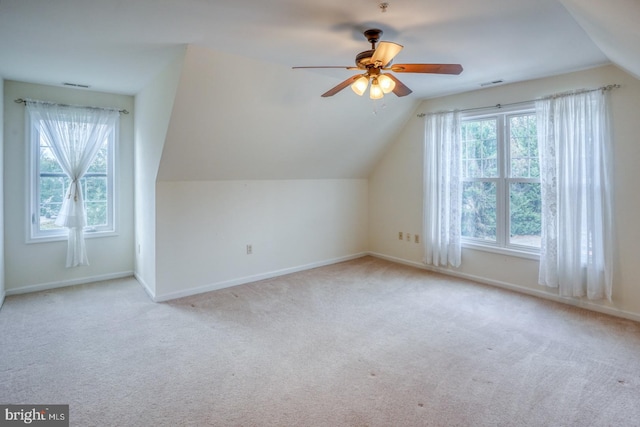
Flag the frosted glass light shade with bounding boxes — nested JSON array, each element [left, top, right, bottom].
[[370, 79, 384, 99], [351, 76, 369, 96], [377, 74, 396, 94]]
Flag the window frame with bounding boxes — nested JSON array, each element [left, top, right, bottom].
[[27, 115, 118, 243], [460, 104, 540, 259]]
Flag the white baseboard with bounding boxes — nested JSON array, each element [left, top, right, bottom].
[[5, 271, 134, 296], [153, 252, 368, 302], [368, 251, 640, 324], [368, 252, 425, 270], [10, 251, 636, 324], [134, 273, 156, 301]]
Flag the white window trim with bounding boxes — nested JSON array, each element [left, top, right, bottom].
[[460, 103, 540, 260], [26, 117, 119, 244]]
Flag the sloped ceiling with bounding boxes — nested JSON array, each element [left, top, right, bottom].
[[158, 45, 416, 180], [559, 0, 640, 80]]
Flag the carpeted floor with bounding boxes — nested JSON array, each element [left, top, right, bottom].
[[1, 256, 639, 426]]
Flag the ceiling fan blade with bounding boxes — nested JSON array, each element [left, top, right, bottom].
[[321, 75, 361, 97], [389, 63, 463, 74], [386, 74, 412, 97], [371, 41, 403, 67], [292, 66, 358, 70]]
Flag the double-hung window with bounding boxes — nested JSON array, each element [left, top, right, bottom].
[[28, 116, 117, 242], [460, 105, 541, 256]]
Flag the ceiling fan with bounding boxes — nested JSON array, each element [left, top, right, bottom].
[[293, 28, 463, 99]]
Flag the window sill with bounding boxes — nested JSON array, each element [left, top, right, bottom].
[[27, 230, 118, 244], [462, 241, 540, 260]]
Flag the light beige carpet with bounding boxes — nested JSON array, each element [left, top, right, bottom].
[[1, 256, 639, 426]]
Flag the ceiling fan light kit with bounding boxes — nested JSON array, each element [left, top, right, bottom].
[[369, 78, 384, 99], [375, 73, 395, 94], [351, 75, 369, 96], [293, 28, 463, 99]]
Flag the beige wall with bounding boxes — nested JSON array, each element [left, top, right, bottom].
[[155, 179, 368, 300], [3, 81, 134, 293], [369, 65, 640, 321]]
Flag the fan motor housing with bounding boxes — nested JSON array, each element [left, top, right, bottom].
[[355, 49, 376, 68]]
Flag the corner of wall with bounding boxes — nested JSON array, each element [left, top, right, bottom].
[[133, 45, 187, 300]]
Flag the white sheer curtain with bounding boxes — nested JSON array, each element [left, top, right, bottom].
[[536, 89, 613, 300], [26, 100, 119, 268], [423, 111, 462, 267]]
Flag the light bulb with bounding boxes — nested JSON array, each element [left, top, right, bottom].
[[351, 75, 369, 96], [377, 74, 396, 94], [369, 78, 384, 99]]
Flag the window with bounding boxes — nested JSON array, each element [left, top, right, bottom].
[[460, 106, 540, 255], [29, 117, 117, 241]]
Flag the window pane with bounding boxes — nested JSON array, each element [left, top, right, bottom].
[[40, 145, 64, 174], [509, 182, 541, 247], [38, 135, 65, 233], [39, 175, 67, 230], [461, 119, 498, 178], [85, 201, 107, 227], [86, 142, 108, 174], [84, 176, 108, 227], [462, 181, 497, 241], [509, 114, 539, 178]]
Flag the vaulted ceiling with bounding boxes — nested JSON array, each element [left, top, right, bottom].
[[2, 0, 631, 96], [1, 0, 638, 180]]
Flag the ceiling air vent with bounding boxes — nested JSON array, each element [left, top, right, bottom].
[[63, 82, 90, 88], [480, 80, 504, 87]]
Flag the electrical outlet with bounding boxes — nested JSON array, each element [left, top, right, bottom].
[[415, 234, 420, 244], [406, 233, 411, 241], [398, 232, 403, 240], [246, 244, 253, 255]]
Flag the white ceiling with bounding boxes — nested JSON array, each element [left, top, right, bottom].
[[1, 0, 632, 99]]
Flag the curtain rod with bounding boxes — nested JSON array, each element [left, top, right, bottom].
[[416, 84, 620, 118], [14, 98, 129, 115]]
